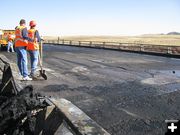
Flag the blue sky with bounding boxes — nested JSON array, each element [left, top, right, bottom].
[[0, 0, 180, 36]]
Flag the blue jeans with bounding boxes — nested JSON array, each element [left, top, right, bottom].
[[28, 50, 39, 75], [15, 47, 28, 77], [7, 41, 14, 52]]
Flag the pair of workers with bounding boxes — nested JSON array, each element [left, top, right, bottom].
[[15, 19, 41, 81]]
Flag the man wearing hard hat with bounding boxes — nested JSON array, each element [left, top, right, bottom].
[[15, 19, 33, 81], [27, 20, 41, 79]]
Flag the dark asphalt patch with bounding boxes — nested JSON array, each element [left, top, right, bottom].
[[38, 80, 180, 135]]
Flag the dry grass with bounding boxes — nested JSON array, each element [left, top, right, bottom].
[[44, 35, 180, 46]]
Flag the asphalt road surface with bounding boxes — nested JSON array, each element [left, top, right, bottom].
[[2, 44, 180, 135]]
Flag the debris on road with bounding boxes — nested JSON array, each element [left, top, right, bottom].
[[0, 55, 110, 135]]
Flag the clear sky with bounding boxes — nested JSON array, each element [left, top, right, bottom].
[[0, 0, 180, 36]]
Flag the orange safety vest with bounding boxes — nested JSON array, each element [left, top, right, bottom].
[[15, 26, 28, 47], [8, 34, 13, 42], [27, 29, 39, 51]]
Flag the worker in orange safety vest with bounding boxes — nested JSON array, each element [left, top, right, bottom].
[[27, 20, 41, 79], [15, 19, 33, 81], [7, 32, 15, 52]]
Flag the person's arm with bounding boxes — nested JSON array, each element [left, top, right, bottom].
[[35, 30, 41, 42], [21, 28, 33, 41]]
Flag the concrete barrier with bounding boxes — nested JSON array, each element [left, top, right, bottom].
[[35, 98, 110, 135], [0, 54, 23, 90]]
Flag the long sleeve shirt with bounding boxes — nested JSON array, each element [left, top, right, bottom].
[[34, 30, 41, 42], [21, 28, 33, 42]]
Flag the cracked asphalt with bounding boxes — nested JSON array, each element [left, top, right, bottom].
[[2, 44, 180, 135]]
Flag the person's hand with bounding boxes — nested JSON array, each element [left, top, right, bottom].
[[24, 40, 28, 44], [34, 38, 38, 43]]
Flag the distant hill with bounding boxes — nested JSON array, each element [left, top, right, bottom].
[[167, 32, 180, 35]]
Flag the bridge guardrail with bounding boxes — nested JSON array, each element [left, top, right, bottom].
[[44, 39, 180, 56]]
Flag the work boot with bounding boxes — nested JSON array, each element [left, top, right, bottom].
[[22, 76, 32, 81]]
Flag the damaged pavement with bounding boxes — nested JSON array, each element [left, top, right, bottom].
[[1, 44, 180, 135], [0, 55, 110, 135]]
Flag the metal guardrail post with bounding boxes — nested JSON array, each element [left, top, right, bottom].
[[140, 45, 144, 52], [103, 42, 105, 48], [167, 47, 172, 54], [90, 41, 92, 47], [58, 37, 60, 44], [118, 44, 121, 49]]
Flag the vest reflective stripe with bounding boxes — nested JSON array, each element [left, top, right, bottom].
[[15, 26, 28, 47], [15, 38, 26, 42], [27, 29, 39, 50], [15, 33, 21, 37]]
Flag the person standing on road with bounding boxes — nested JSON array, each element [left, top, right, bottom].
[[27, 20, 41, 79], [7, 32, 15, 52], [15, 19, 32, 81]]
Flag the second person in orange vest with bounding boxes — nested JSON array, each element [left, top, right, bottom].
[[7, 32, 15, 52], [27, 20, 41, 79]]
